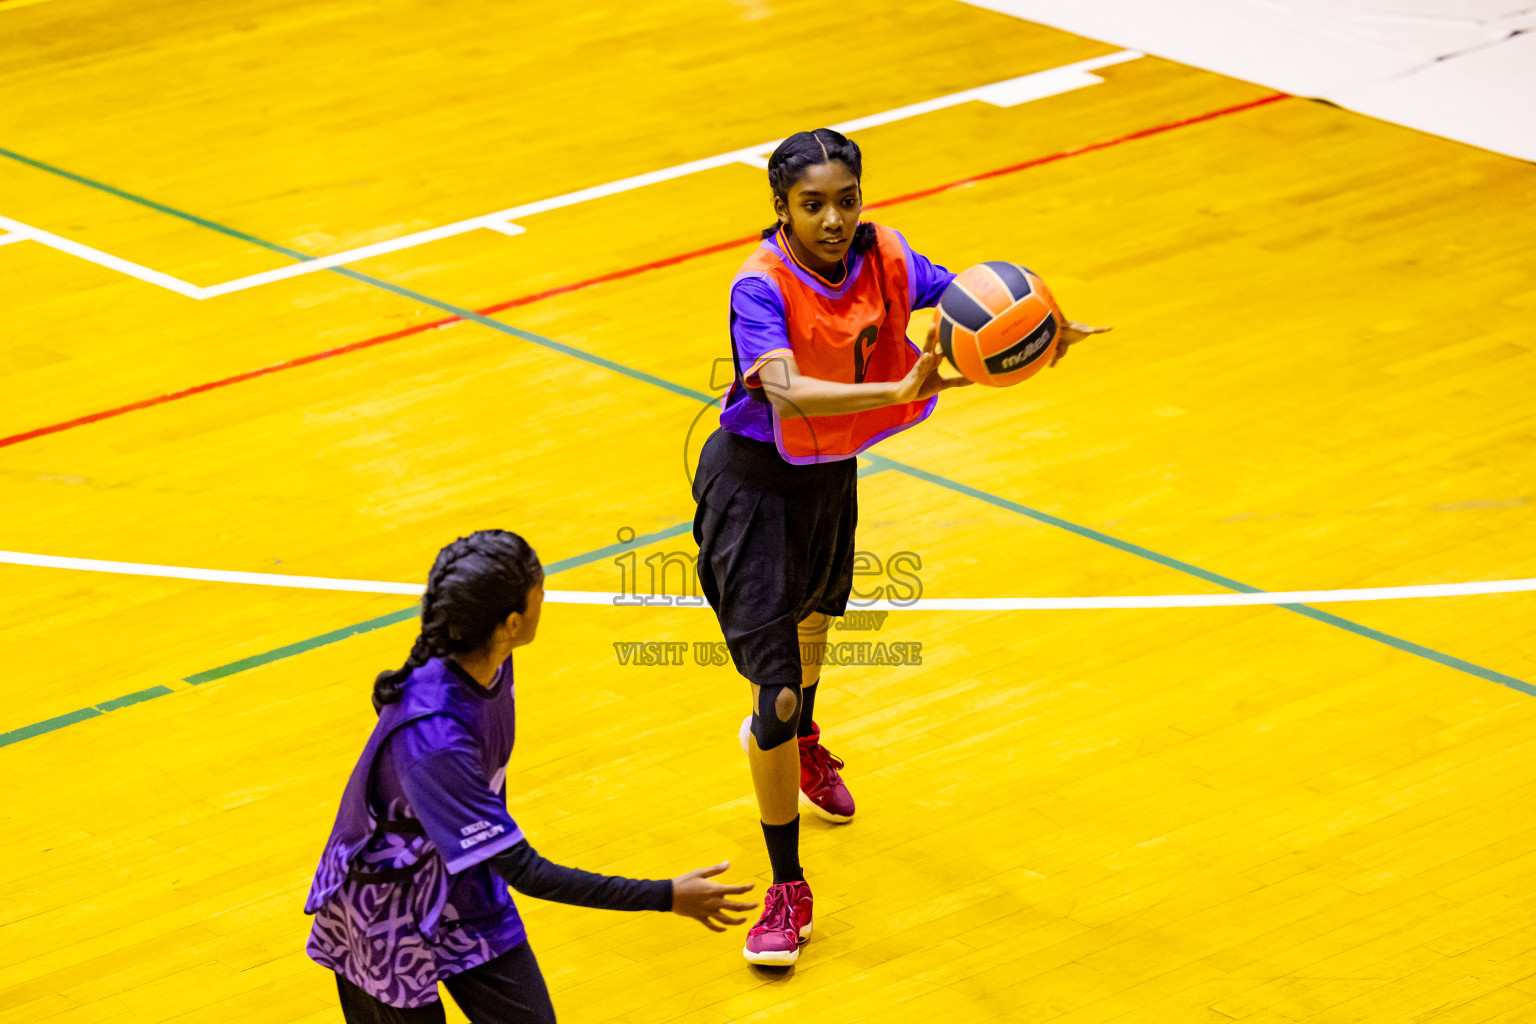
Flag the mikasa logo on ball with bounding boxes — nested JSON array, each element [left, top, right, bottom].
[[986, 314, 1058, 375]]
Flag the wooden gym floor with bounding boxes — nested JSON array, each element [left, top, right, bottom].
[[1, 1, 1534, 1021]]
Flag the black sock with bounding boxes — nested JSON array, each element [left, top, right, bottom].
[[761, 817, 804, 884], [797, 680, 818, 738]]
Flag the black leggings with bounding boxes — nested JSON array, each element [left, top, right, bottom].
[[334, 941, 556, 1024]]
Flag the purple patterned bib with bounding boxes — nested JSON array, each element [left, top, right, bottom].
[[304, 658, 526, 1008]]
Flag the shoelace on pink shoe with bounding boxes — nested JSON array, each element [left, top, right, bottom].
[[754, 884, 795, 933], [801, 742, 845, 791]]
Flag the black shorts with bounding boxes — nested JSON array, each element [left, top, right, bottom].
[[334, 940, 555, 1024], [692, 429, 858, 688]]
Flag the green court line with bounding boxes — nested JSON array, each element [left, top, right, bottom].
[[0, 482, 900, 748], [543, 521, 693, 574], [182, 521, 713, 687], [0, 708, 103, 747], [0, 145, 712, 406], [93, 685, 176, 711], [327, 266, 713, 404], [866, 455, 1260, 592], [0, 146, 1526, 750], [0, 520, 713, 748], [0, 146, 304, 256], [0, 685, 172, 748], [870, 456, 1536, 696], [168, 458, 1532, 699], [183, 606, 420, 686], [1283, 605, 1535, 696]]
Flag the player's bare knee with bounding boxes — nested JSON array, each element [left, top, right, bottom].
[[774, 686, 798, 722], [751, 682, 801, 750]]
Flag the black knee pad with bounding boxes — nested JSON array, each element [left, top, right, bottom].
[[751, 683, 802, 750]]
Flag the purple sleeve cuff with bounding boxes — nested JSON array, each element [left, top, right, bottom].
[[444, 824, 526, 875], [730, 274, 792, 383], [894, 229, 955, 311], [394, 721, 526, 876]]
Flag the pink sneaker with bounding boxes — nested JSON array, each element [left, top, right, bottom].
[[798, 723, 855, 823], [743, 880, 814, 965]]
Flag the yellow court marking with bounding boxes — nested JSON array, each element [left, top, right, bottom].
[[3, 52, 1142, 300], [2, 1, 1535, 1022]]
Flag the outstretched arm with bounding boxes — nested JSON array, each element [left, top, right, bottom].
[[761, 326, 971, 420], [490, 840, 670, 911], [394, 725, 754, 930], [491, 842, 756, 931]]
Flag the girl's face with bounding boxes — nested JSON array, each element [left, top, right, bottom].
[[492, 578, 544, 657], [508, 580, 544, 648], [775, 160, 862, 273]]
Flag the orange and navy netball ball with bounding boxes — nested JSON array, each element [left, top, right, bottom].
[[935, 262, 1062, 387]]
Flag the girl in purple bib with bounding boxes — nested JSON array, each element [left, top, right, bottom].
[[306, 530, 755, 1023]]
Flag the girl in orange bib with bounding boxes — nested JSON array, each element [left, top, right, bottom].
[[694, 127, 963, 967], [692, 128, 1099, 966]]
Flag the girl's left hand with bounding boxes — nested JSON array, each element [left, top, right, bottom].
[[1050, 320, 1112, 367]]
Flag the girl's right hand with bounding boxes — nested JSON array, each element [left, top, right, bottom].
[[896, 321, 974, 403], [671, 862, 757, 931]]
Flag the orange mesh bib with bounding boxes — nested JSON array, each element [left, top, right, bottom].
[[738, 224, 935, 464]]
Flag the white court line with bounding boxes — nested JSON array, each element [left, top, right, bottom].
[[0, 214, 208, 298], [195, 218, 525, 298], [197, 50, 1140, 298], [0, 51, 1141, 300], [0, 550, 423, 594], [3, 549, 1531, 609]]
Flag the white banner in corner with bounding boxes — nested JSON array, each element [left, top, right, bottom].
[[960, 0, 1536, 162]]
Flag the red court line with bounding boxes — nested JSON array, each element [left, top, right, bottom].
[[0, 92, 1289, 451], [0, 319, 460, 449], [866, 91, 1289, 210], [477, 235, 759, 316]]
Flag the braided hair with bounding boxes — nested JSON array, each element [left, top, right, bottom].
[[760, 128, 877, 256], [373, 529, 543, 712]]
